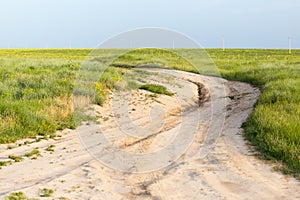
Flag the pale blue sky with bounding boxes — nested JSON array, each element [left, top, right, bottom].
[[0, 0, 299, 48]]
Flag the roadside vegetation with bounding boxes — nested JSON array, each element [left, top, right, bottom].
[[38, 188, 54, 197], [5, 188, 55, 199], [5, 191, 28, 200], [0, 49, 88, 143], [24, 148, 41, 158], [139, 84, 174, 96], [0, 48, 299, 178], [207, 49, 300, 178]]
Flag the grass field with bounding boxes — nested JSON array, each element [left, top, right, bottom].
[[0, 48, 299, 178], [208, 49, 300, 178], [0, 49, 88, 143]]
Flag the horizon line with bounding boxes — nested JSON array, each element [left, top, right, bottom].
[[0, 47, 299, 50]]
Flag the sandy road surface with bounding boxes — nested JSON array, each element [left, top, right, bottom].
[[0, 69, 299, 199]]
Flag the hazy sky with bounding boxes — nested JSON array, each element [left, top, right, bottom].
[[0, 0, 299, 48]]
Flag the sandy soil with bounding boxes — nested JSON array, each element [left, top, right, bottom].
[[0, 69, 299, 200]]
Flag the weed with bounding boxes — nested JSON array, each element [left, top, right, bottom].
[[38, 188, 54, 197], [148, 94, 158, 98], [0, 160, 12, 167], [103, 117, 109, 121], [5, 191, 28, 200], [7, 145, 16, 150], [59, 197, 70, 200], [45, 145, 55, 152], [24, 149, 41, 158], [8, 155, 23, 162]]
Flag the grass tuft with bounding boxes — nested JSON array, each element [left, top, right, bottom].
[[24, 149, 41, 158], [139, 84, 174, 96], [5, 191, 28, 200], [45, 145, 55, 152], [38, 188, 54, 197], [8, 155, 23, 162]]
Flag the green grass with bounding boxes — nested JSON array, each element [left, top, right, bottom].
[[5, 191, 28, 200], [38, 188, 54, 197], [45, 145, 55, 152], [207, 49, 300, 178], [8, 155, 23, 162], [139, 84, 174, 96], [0, 49, 97, 143], [0, 160, 12, 167], [0, 48, 299, 178], [24, 149, 41, 157], [58, 197, 70, 200]]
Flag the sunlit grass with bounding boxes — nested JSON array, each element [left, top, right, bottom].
[[139, 84, 174, 96], [207, 49, 300, 178]]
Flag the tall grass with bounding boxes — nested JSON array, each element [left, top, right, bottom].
[[207, 49, 300, 178], [0, 50, 85, 143]]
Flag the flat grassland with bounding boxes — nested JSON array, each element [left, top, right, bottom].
[[0, 48, 299, 178]]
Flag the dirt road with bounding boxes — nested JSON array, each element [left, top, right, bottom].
[[0, 69, 299, 199]]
